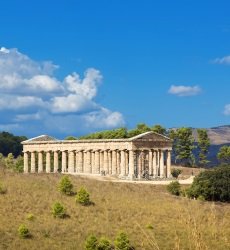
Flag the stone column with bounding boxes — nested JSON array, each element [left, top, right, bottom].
[[46, 151, 51, 173], [68, 151, 75, 173], [91, 151, 95, 174], [62, 151, 67, 173], [159, 150, 164, 178], [166, 150, 171, 178], [103, 150, 109, 174], [23, 152, 29, 173], [77, 151, 83, 173], [94, 150, 100, 174], [53, 151, 59, 173], [116, 151, 120, 175], [38, 151, 43, 173], [128, 150, 135, 179], [149, 150, 153, 176], [125, 150, 129, 175], [86, 151, 91, 173], [108, 151, 112, 174], [138, 151, 142, 179], [112, 150, 117, 175], [100, 151, 104, 172], [153, 150, 157, 177], [31, 152, 36, 173], [120, 150, 126, 177]]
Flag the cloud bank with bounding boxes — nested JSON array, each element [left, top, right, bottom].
[[168, 85, 201, 97], [0, 47, 125, 137]]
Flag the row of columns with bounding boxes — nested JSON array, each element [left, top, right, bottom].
[[24, 149, 171, 178]]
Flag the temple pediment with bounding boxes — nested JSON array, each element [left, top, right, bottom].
[[22, 135, 58, 143], [129, 131, 171, 142]]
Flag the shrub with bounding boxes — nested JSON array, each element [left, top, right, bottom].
[[52, 202, 66, 218], [18, 224, 30, 238], [14, 156, 24, 173], [76, 187, 91, 206], [26, 213, 35, 221], [5, 153, 14, 169], [114, 231, 132, 250], [58, 176, 73, 195], [0, 183, 7, 194], [85, 234, 98, 250], [97, 237, 113, 250], [186, 165, 230, 202], [171, 169, 182, 178], [167, 181, 181, 196]]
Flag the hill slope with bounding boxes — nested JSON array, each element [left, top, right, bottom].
[[0, 170, 229, 250]]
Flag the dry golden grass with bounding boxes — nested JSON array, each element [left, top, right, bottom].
[[0, 167, 229, 250]]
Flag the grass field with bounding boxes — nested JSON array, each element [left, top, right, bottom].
[[0, 168, 229, 250]]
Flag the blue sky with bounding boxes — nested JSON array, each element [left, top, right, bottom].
[[0, 0, 230, 138]]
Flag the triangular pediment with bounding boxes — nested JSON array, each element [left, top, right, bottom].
[[129, 131, 171, 142], [22, 135, 58, 143]]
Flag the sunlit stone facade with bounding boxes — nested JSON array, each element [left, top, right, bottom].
[[22, 132, 173, 179]]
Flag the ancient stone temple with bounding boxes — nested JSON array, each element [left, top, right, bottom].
[[22, 131, 173, 179]]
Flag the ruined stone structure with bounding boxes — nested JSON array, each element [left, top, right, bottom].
[[22, 131, 173, 179]]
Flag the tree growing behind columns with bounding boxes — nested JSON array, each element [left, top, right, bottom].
[[170, 127, 196, 167]]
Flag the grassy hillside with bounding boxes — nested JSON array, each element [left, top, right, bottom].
[[0, 168, 229, 250]]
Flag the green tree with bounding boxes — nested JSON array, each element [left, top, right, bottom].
[[5, 153, 14, 169], [76, 187, 91, 205], [51, 202, 66, 218], [172, 127, 196, 166], [18, 224, 30, 238], [97, 237, 113, 250], [85, 235, 98, 250], [65, 136, 77, 140], [186, 165, 230, 202], [171, 169, 182, 178], [58, 176, 74, 195], [197, 129, 210, 166], [217, 146, 230, 163], [167, 181, 181, 196], [151, 124, 166, 135], [114, 231, 132, 250], [0, 131, 27, 157]]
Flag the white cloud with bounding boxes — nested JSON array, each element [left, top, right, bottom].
[[64, 68, 102, 99], [84, 108, 125, 128], [168, 85, 201, 97], [0, 94, 46, 110], [212, 55, 230, 65], [0, 47, 125, 137], [224, 104, 230, 115]]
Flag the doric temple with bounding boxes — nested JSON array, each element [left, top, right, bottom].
[[22, 131, 173, 180]]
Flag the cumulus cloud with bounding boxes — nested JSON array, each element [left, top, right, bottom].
[[0, 47, 125, 137], [212, 55, 230, 65], [224, 104, 230, 115], [168, 85, 201, 97]]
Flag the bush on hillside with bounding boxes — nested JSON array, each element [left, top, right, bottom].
[[51, 202, 66, 218], [171, 169, 182, 178], [76, 187, 91, 206], [167, 181, 181, 196], [58, 176, 74, 195], [14, 156, 24, 173], [186, 165, 230, 202], [5, 153, 14, 169], [85, 235, 98, 250], [114, 231, 133, 250], [97, 237, 113, 250], [0, 182, 7, 194], [18, 224, 30, 238]]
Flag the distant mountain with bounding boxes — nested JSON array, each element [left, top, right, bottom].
[[193, 125, 230, 145]]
